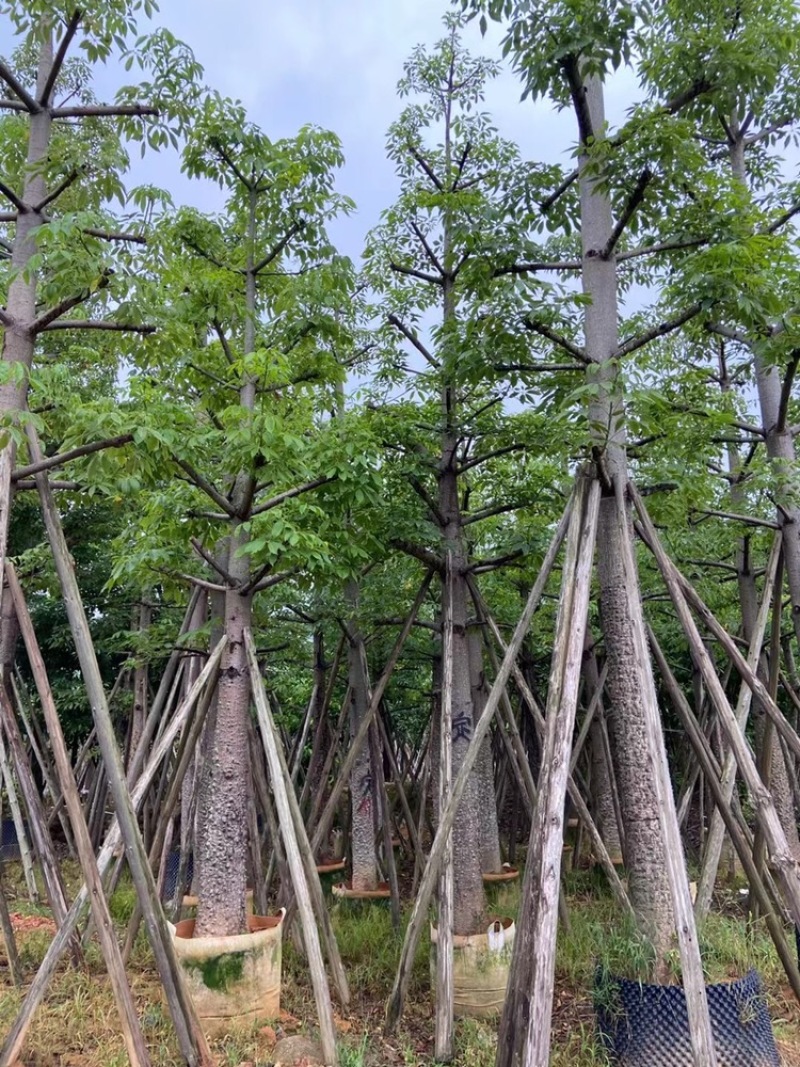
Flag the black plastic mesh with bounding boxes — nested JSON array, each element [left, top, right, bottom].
[[595, 969, 779, 1067], [0, 818, 20, 858], [162, 850, 193, 902]]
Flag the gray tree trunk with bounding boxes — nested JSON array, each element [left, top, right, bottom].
[[579, 73, 675, 961], [347, 590, 379, 893]]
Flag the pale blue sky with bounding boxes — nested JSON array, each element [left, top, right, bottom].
[[118, 0, 637, 262]]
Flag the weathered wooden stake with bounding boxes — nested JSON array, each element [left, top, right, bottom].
[[497, 472, 599, 1067], [245, 629, 338, 1067], [435, 560, 455, 1062], [384, 498, 573, 1035], [6, 561, 151, 1066]]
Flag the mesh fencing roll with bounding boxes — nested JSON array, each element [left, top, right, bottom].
[[162, 849, 193, 902], [595, 968, 779, 1067]]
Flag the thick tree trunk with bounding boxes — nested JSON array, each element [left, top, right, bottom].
[[579, 73, 675, 960], [194, 533, 251, 937], [584, 636, 622, 861], [347, 587, 379, 893]]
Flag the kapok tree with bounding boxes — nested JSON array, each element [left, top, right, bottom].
[[123, 92, 378, 938]]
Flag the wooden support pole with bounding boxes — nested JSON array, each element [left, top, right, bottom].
[[614, 483, 718, 1067], [435, 559, 455, 1062], [27, 427, 213, 1067], [497, 471, 599, 1067], [6, 561, 151, 1067], [0, 720, 37, 905], [310, 573, 434, 859], [632, 483, 800, 930], [0, 855, 22, 987], [0, 637, 225, 1067], [384, 498, 573, 1036], [648, 622, 800, 1004], [467, 580, 632, 918], [694, 533, 782, 921], [245, 629, 338, 1067]]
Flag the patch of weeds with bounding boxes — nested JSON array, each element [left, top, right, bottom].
[[108, 881, 137, 925], [338, 1033, 370, 1066]]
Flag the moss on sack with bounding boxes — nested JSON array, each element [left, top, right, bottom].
[[187, 951, 244, 992]]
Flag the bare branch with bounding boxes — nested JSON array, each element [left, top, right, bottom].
[[253, 219, 305, 274], [190, 537, 235, 584], [617, 236, 708, 263], [602, 167, 653, 259], [12, 433, 133, 481], [408, 220, 445, 276], [31, 273, 113, 334], [15, 479, 80, 491], [493, 260, 581, 276], [616, 302, 702, 358], [494, 361, 584, 373], [82, 227, 146, 245], [0, 181, 26, 214], [390, 539, 444, 573], [407, 143, 443, 191], [540, 169, 579, 214], [40, 319, 155, 333], [172, 456, 236, 517], [33, 170, 80, 213], [40, 10, 82, 107], [245, 567, 298, 596], [387, 313, 439, 368], [51, 103, 159, 119], [250, 475, 336, 518], [522, 316, 587, 362], [389, 262, 443, 286], [462, 500, 525, 527], [458, 443, 525, 475], [0, 60, 41, 113], [690, 507, 780, 530], [777, 349, 800, 434], [407, 474, 445, 526], [468, 549, 524, 574], [768, 198, 800, 235], [705, 321, 753, 348]]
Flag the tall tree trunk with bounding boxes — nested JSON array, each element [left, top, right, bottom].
[[579, 72, 675, 960], [347, 584, 379, 892], [584, 634, 622, 861]]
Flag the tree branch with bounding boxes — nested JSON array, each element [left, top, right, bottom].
[[82, 227, 146, 245], [407, 143, 443, 191], [12, 433, 133, 481], [408, 220, 445, 277], [40, 319, 155, 333], [617, 236, 708, 263], [190, 537, 235, 584], [250, 475, 336, 518], [407, 475, 445, 526], [171, 456, 236, 517], [31, 273, 112, 335], [40, 10, 82, 107], [522, 316, 587, 362], [253, 219, 305, 274], [0, 181, 26, 214], [493, 361, 584, 373], [493, 259, 581, 276], [468, 549, 524, 573], [616, 303, 701, 358], [0, 61, 41, 113], [51, 103, 159, 119], [389, 262, 443, 286], [462, 500, 525, 527], [244, 567, 298, 596], [33, 170, 80, 213], [387, 313, 439, 368], [602, 167, 653, 259], [458, 443, 525, 474], [690, 507, 780, 530], [390, 539, 444, 573]]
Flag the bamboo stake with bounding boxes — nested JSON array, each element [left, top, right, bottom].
[[693, 533, 782, 921], [6, 561, 151, 1066], [632, 484, 800, 930], [468, 581, 632, 917], [384, 498, 573, 1035], [245, 629, 338, 1067], [0, 854, 22, 987], [0, 637, 225, 1067], [29, 435, 213, 1067], [435, 559, 455, 1062], [310, 573, 435, 859], [614, 483, 718, 1067], [0, 721, 37, 905], [648, 622, 800, 1003], [497, 471, 599, 1067], [751, 551, 784, 914]]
